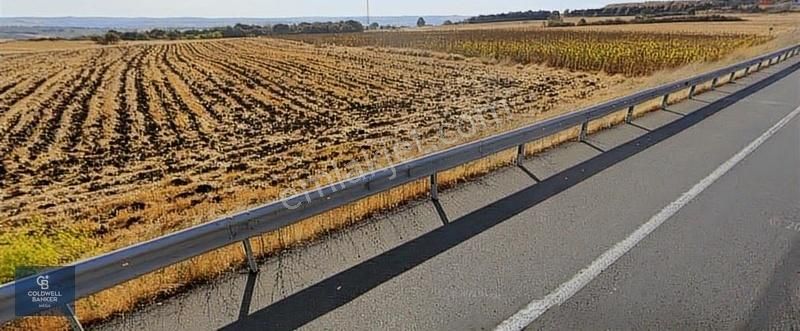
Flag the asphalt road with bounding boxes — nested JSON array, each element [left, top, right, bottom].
[[93, 57, 800, 331]]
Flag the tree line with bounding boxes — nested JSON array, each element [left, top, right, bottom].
[[93, 20, 365, 44], [463, 10, 559, 24]]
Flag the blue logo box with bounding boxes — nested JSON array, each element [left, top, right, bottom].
[[14, 266, 76, 317]]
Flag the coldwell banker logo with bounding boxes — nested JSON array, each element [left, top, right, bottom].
[[15, 266, 75, 317]]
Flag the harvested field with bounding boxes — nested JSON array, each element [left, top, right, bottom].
[[1, 18, 796, 328], [0, 37, 611, 275], [0, 40, 101, 54]]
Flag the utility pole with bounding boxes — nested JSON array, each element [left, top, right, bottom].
[[366, 0, 370, 27]]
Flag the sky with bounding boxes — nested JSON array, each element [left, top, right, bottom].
[[0, 0, 612, 18]]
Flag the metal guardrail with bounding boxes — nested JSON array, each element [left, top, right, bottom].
[[2, 43, 799, 326]]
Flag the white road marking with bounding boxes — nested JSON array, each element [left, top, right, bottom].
[[495, 104, 800, 331]]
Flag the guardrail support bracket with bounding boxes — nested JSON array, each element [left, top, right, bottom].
[[242, 239, 259, 273], [711, 77, 719, 90], [516, 144, 525, 165], [62, 303, 84, 331], [430, 173, 439, 201], [729, 71, 736, 82], [757, 61, 763, 71], [579, 121, 589, 142], [688, 85, 696, 99], [625, 105, 635, 123], [744, 67, 750, 76], [661, 94, 670, 110]]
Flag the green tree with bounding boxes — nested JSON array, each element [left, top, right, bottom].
[[416, 17, 426, 27], [273, 24, 291, 34], [103, 30, 121, 44]]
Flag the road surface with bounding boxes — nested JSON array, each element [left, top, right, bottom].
[[94, 56, 800, 330]]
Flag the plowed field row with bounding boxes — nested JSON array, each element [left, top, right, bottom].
[[0, 38, 609, 244]]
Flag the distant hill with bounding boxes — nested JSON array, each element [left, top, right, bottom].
[[567, 1, 716, 16]]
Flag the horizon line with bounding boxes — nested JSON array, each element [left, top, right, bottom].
[[0, 14, 490, 20]]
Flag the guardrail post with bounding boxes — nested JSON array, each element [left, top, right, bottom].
[[728, 71, 736, 82], [757, 61, 763, 71], [661, 93, 670, 109], [625, 105, 635, 123], [516, 144, 525, 165], [744, 66, 750, 76], [711, 77, 719, 90], [62, 303, 84, 331], [242, 239, 259, 273], [688, 85, 697, 99], [579, 121, 589, 142], [430, 173, 438, 201]]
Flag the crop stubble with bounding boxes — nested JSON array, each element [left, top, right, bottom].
[[0, 38, 608, 247]]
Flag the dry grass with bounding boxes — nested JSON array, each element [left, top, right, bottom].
[[2, 17, 798, 329]]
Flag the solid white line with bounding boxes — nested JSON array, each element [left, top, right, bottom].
[[495, 104, 800, 331]]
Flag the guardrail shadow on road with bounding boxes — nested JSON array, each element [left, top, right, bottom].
[[220, 55, 800, 331], [237, 271, 259, 321]]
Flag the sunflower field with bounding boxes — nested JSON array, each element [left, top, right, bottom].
[[285, 30, 771, 76]]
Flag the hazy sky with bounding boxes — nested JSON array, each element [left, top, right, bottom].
[[0, 0, 612, 18]]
